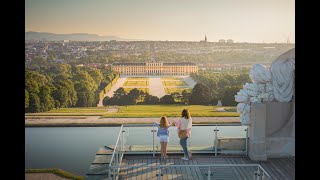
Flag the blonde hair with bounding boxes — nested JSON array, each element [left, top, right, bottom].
[[181, 109, 190, 119], [159, 116, 169, 128]]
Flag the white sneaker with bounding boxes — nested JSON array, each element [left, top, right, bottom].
[[181, 157, 189, 161]]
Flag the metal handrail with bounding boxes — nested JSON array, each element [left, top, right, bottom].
[[108, 123, 250, 179], [110, 164, 271, 179], [109, 125, 123, 166], [108, 125, 125, 180], [123, 123, 242, 127], [123, 123, 248, 156]]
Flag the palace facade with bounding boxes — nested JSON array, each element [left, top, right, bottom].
[[111, 61, 198, 76]]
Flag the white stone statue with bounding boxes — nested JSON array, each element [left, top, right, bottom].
[[235, 48, 295, 125], [250, 64, 272, 83], [270, 48, 295, 102]]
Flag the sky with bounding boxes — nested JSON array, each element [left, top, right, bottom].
[[25, 0, 295, 43]]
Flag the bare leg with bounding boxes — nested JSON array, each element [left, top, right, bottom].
[[164, 142, 168, 158], [160, 142, 164, 157]]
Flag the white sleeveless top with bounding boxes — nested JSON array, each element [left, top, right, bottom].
[[180, 117, 192, 130]]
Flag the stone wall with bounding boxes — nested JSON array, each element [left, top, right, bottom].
[[248, 102, 295, 160]]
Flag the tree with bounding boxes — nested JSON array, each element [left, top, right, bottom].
[[73, 71, 98, 93], [25, 89, 29, 109], [181, 90, 191, 104], [207, 78, 218, 97], [143, 94, 160, 104], [119, 95, 131, 105], [39, 86, 55, 112], [224, 74, 236, 86], [127, 88, 141, 105], [87, 67, 103, 86], [54, 100, 61, 109], [217, 79, 230, 99], [237, 74, 252, 85], [221, 86, 242, 106], [86, 92, 96, 107], [210, 97, 219, 106], [73, 70, 98, 107], [28, 93, 41, 113], [106, 96, 121, 105], [76, 92, 85, 107], [114, 87, 126, 97], [171, 92, 181, 102], [56, 64, 72, 78], [189, 83, 212, 105], [160, 95, 175, 104], [52, 77, 77, 108], [31, 56, 48, 66], [102, 96, 110, 106], [25, 70, 48, 94], [25, 70, 55, 112]]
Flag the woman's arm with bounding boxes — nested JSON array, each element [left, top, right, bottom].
[[153, 122, 160, 127], [176, 120, 181, 130], [169, 121, 176, 127]]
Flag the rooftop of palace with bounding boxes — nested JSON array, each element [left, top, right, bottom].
[[112, 62, 197, 66]]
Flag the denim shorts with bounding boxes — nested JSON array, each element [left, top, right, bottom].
[[159, 135, 169, 142]]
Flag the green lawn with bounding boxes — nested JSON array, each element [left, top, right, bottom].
[[26, 105, 239, 118], [126, 77, 148, 81], [165, 88, 192, 94], [102, 105, 239, 118], [124, 88, 149, 93], [162, 80, 188, 86], [44, 107, 107, 113], [123, 80, 149, 86], [25, 107, 108, 116]]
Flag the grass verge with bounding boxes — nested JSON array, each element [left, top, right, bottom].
[[25, 168, 84, 180]]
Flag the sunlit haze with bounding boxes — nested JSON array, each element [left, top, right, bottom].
[[26, 0, 294, 43]]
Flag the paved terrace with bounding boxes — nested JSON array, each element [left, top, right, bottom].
[[87, 153, 295, 180], [120, 155, 295, 180]]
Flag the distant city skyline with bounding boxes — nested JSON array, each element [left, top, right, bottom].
[[26, 0, 295, 43]]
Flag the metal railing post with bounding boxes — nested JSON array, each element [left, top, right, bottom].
[[108, 166, 111, 179], [245, 127, 248, 156], [207, 166, 211, 180], [157, 166, 161, 180], [152, 125, 156, 157], [122, 130, 124, 154], [214, 125, 219, 156], [115, 150, 118, 167], [254, 166, 261, 180]]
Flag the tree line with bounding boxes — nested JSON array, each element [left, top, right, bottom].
[[25, 63, 119, 113], [102, 71, 251, 107], [190, 71, 252, 106]]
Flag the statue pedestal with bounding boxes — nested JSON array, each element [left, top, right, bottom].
[[249, 102, 294, 161]]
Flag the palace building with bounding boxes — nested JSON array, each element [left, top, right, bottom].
[[111, 61, 198, 76], [111, 43, 198, 76]]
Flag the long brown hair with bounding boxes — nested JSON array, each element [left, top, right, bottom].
[[159, 116, 169, 128], [181, 109, 190, 119]]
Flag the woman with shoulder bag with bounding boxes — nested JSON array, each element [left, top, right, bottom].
[[176, 109, 192, 160]]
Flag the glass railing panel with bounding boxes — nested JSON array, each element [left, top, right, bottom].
[[122, 124, 248, 154], [179, 126, 215, 151], [123, 126, 155, 153], [216, 125, 247, 152]]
